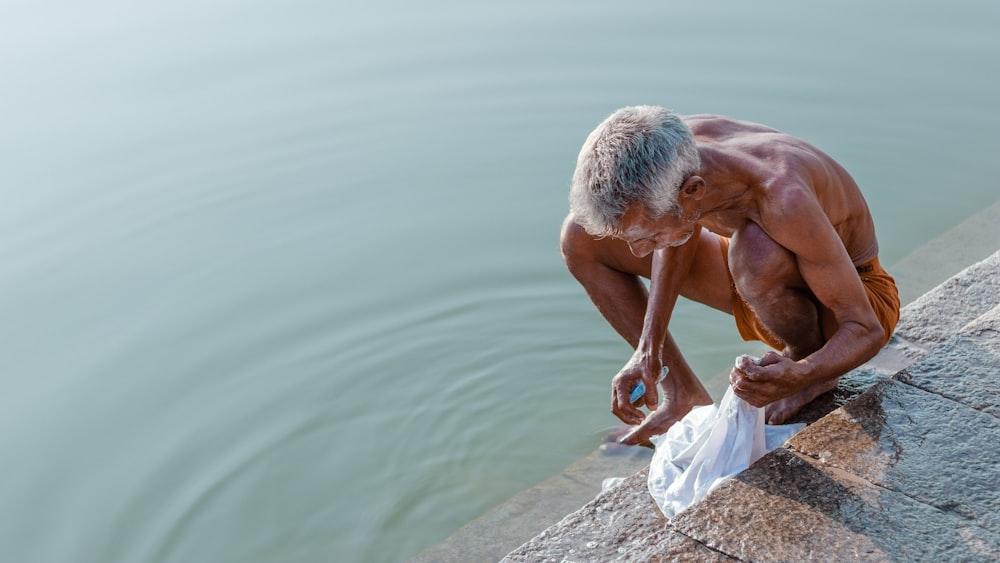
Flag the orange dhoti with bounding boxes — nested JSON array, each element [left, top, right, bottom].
[[717, 237, 900, 351]]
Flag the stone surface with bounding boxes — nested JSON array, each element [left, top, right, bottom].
[[787, 379, 1000, 532], [779, 366, 889, 426], [502, 249, 1000, 562], [501, 470, 732, 562], [965, 305, 1000, 348], [892, 251, 1000, 351], [898, 336, 1000, 419], [672, 448, 1000, 562], [897, 305, 1000, 420], [861, 334, 929, 375]]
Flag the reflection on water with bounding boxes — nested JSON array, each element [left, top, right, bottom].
[[1, 0, 998, 561]]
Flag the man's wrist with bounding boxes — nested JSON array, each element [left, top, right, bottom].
[[637, 333, 662, 355], [634, 345, 659, 367]]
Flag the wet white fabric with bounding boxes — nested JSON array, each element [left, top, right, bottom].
[[647, 385, 804, 518]]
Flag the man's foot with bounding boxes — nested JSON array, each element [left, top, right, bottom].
[[619, 393, 713, 447], [764, 376, 840, 424]]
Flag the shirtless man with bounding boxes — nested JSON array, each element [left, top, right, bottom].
[[561, 106, 900, 446]]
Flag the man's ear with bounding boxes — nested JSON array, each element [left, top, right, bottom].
[[679, 176, 705, 200]]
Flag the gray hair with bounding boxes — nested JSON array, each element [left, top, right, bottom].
[[569, 106, 701, 236]]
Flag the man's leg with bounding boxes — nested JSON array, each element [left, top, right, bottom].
[[559, 216, 652, 350], [728, 222, 838, 423], [560, 215, 731, 443]]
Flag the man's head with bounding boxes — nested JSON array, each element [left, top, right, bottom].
[[569, 105, 701, 238]]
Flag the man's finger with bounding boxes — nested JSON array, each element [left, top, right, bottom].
[[759, 351, 783, 366], [742, 360, 773, 383], [613, 387, 644, 424], [735, 354, 757, 372], [644, 380, 659, 410], [729, 366, 742, 387], [731, 377, 747, 397]]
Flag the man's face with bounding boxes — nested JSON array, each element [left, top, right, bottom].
[[617, 203, 696, 258]]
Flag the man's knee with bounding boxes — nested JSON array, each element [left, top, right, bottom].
[[729, 222, 801, 300], [561, 213, 652, 281], [560, 214, 596, 273]]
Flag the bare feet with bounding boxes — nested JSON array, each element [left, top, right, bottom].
[[619, 392, 713, 447], [764, 376, 840, 424]]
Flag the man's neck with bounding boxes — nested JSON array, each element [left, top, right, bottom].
[[696, 144, 746, 187], [688, 144, 759, 232]]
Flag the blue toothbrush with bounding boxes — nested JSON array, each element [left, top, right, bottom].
[[630, 366, 670, 404]]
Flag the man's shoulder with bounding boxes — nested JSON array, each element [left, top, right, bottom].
[[684, 114, 782, 137], [760, 181, 818, 213]]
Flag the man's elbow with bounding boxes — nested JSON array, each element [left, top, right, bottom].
[[843, 316, 884, 363], [861, 321, 885, 360]]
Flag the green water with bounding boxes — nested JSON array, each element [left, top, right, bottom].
[[1, 0, 998, 561]]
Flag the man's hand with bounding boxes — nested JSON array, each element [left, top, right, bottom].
[[611, 352, 661, 425], [729, 352, 805, 407]]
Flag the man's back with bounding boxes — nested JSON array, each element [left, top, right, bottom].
[[684, 114, 878, 264]]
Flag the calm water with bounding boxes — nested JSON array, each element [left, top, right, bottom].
[[2, 1, 998, 561]]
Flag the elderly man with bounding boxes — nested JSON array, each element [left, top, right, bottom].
[[561, 106, 899, 446]]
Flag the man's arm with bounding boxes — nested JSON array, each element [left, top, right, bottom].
[[732, 186, 884, 406], [611, 228, 702, 424]]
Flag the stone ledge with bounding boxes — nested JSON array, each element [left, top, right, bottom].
[[504, 248, 1000, 562], [501, 469, 732, 563], [673, 448, 1000, 562], [786, 379, 1000, 532], [892, 251, 1000, 351], [896, 304, 1000, 420]]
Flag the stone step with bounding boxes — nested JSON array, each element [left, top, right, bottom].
[[675, 446, 1000, 562], [894, 303, 1000, 418], [503, 249, 1000, 562], [672, 302, 1000, 560]]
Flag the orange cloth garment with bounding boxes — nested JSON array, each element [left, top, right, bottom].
[[717, 236, 900, 351]]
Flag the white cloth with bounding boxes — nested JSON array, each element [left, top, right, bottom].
[[647, 385, 804, 518]]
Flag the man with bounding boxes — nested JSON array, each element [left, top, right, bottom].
[[561, 106, 900, 446]]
